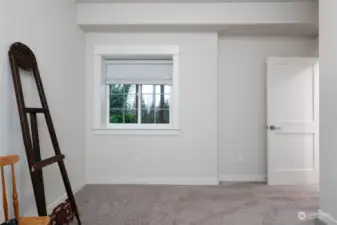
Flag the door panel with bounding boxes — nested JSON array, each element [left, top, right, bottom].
[[272, 65, 314, 122], [273, 133, 314, 170], [267, 58, 319, 185]]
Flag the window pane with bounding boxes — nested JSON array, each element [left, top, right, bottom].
[[110, 84, 124, 95], [124, 94, 137, 109], [155, 85, 171, 94], [110, 84, 137, 94], [142, 85, 154, 94], [141, 109, 155, 124], [141, 94, 171, 108], [126, 85, 137, 94], [124, 110, 137, 123], [110, 109, 123, 123], [110, 95, 126, 109], [155, 94, 170, 108], [141, 94, 155, 109], [109, 84, 138, 124], [142, 85, 171, 94], [156, 109, 170, 124], [110, 109, 137, 124], [140, 85, 171, 124], [141, 109, 170, 124], [110, 94, 137, 109]]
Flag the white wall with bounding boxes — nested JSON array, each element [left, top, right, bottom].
[[319, 0, 337, 223], [218, 36, 317, 181], [85, 34, 317, 185], [86, 33, 218, 185], [0, 0, 86, 216]]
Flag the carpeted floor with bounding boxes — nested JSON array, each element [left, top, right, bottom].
[[74, 183, 320, 225]]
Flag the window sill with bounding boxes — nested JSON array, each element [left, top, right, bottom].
[[93, 127, 180, 135]]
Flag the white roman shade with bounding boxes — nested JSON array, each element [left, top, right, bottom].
[[105, 59, 173, 85]]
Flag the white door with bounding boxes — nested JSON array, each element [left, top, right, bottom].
[[267, 57, 319, 185]]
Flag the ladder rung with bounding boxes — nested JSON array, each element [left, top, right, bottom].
[[25, 108, 47, 113], [31, 155, 65, 171]]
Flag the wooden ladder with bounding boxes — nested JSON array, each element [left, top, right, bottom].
[[8, 42, 81, 225]]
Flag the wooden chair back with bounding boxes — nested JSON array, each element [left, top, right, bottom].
[[0, 155, 20, 221]]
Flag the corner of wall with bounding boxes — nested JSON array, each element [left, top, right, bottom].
[[318, 210, 337, 225]]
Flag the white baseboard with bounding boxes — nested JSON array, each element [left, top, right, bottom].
[[87, 177, 219, 186], [219, 174, 266, 182], [318, 209, 337, 225], [24, 183, 85, 217], [47, 183, 86, 212]]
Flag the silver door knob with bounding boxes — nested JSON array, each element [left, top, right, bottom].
[[270, 125, 281, 130]]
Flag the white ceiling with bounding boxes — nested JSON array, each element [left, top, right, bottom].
[[77, 0, 315, 2]]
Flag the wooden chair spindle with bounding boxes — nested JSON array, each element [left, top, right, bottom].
[[1, 166, 8, 221], [11, 164, 19, 219]]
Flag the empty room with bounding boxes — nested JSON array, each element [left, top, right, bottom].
[[2, 0, 337, 225]]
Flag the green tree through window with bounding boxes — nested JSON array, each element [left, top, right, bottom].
[[109, 84, 170, 124]]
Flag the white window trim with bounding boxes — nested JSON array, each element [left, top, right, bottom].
[[92, 45, 180, 135]]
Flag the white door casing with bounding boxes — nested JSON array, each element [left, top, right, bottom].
[[267, 57, 319, 185]]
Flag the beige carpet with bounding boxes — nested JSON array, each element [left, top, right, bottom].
[[74, 183, 320, 225]]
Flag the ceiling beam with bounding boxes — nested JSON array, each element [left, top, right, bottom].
[[78, 2, 317, 27]]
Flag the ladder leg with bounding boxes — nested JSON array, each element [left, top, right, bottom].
[[58, 161, 81, 225], [30, 113, 47, 216], [30, 172, 47, 216]]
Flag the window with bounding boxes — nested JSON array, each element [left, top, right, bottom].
[[93, 46, 179, 134], [105, 59, 173, 126], [108, 84, 171, 124]]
